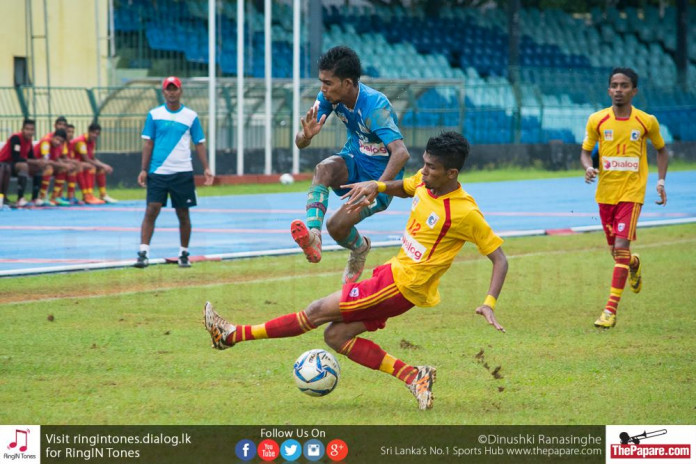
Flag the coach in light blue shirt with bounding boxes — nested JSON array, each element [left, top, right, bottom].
[[134, 76, 214, 269]]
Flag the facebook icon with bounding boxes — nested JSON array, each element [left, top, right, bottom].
[[235, 439, 256, 461]]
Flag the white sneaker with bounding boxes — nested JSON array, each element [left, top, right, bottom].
[[343, 236, 371, 284], [203, 302, 236, 350], [16, 198, 28, 207], [101, 194, 119, 204], [33, 198, 46, 207], [406, 366, 437, 410]]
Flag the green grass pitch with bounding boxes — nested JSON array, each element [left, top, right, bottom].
[[1, 223, 694, 425]]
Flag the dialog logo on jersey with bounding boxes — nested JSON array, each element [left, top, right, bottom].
[[401, 230, 426, 262], [604, 129, 614, 141], [606, 425, 695, 461], [603, 156, 639, 172], [358, 140, 388, 156]]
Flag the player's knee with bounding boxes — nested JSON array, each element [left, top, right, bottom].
[[326, 213, 352, 238], [313, 160, 335, 184], [323, 323, 349, 351]]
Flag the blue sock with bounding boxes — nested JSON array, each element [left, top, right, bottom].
[[306, 185, 329, 230], [336, 227, 364, 251]]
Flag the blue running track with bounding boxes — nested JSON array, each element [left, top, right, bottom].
[[1, 171, 694, 276]]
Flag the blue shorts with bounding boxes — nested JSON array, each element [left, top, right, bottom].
[[332, 153, 403, 221], [146, 171, 197, 209]]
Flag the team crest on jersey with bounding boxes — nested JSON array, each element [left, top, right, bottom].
[[349, 288, 359, 298], [604, 130, 613, 141], [426, 212, 440, 228], [617, 223, 626, 232], [411, 196, 420, 211], [336, 111, 348, 124], [631, 129, 640, 141]]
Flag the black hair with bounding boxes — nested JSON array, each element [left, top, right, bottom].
[[609, 67, 638, 88], [318, 46, 361, 85], [23, 118, 35, 127], [66, 124, 75, 129], [88, 122, 101, 132], [55, 116, 68, 124], [53, 129, 67, 139], [425, 131, 470, 171]]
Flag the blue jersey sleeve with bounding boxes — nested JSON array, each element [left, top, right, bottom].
[[190, 116, 206, 144], [367, 106, 403, 146], [142, 112, 155, 139], [315, 92, 334, 122]]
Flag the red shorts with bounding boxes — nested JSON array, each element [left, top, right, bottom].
[[598, 202, 642, 245], [340, 263, 414, 332]]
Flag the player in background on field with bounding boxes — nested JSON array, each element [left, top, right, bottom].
[[0, 119, 47, 207], [32, 128, 73, 206], [135, 76, 214, 269], [70, 123, 118, 204], [291, 46, 411, 284], [580, 67, 668, 329], [205, 132, 508, 410]]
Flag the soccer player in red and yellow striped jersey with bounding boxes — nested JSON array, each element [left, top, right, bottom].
[[580, 67, 669, 329], [204, 132, 508, 410]]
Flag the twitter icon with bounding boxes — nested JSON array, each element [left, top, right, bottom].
[[280, 439, 302, 461]]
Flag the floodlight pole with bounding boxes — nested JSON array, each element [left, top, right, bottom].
[[237, 0, 245, 175], [208, 0, 217, 175], [292, 0, 300, 175], [264, 0, 272, 175]]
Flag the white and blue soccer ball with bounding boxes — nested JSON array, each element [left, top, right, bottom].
[[279, 173, 294, 185], [293, 349, 340, 397]]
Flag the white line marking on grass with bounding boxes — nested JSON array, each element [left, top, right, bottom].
[[5, 237, 695, 306]]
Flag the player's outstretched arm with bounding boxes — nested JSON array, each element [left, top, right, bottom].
[[475, 247, 508, 333], [295, 104, 327, 149], [339, 179, 408, 213]]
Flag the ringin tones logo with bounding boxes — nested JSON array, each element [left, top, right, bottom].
[[2, 426, 39, 461]]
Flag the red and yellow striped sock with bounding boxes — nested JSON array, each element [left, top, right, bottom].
[[39, 174, 52, 198], [97, 171, 107, 197], [605, 248, 631, 314], [339, 337, 418, 384], [227, 311, 315, 344], [67, 174, 76, 199], [51, 172, 66, 199]]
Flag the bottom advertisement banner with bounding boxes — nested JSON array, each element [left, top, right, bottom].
[[0, 425, 613, 464]]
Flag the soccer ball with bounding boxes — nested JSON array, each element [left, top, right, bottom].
[[279, 173, 294, 185], [293, 349, 340, 397]]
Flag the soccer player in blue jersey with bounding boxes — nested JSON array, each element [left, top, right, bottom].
[[291, 46, 411, 284], [135, 76, 214, 268]]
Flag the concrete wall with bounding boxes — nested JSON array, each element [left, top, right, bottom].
[[1, 0, 110, 88], [101, 141, 694, 188]]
